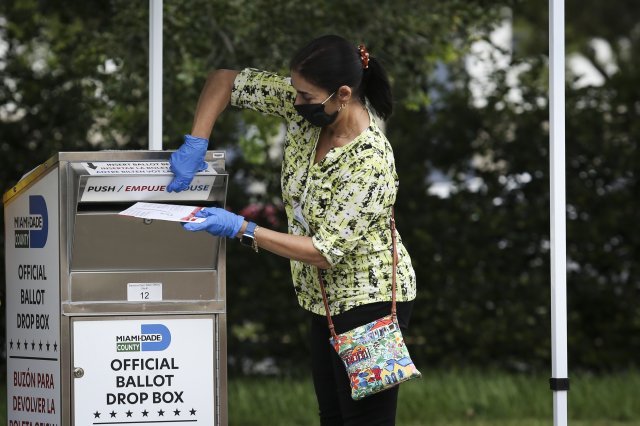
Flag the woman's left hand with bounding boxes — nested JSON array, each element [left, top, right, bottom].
[[183, 207, 244, 238]]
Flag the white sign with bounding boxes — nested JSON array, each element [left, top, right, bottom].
[[119, 202, 206, 223], [80, 175, 216, 202], [5, 168, 61, 426], [127, 283, 163, 302], [73, 318, 216, 425], [81, 161, 218, 176]]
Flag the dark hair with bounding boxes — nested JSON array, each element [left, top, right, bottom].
[[289, 35, 393, 120]]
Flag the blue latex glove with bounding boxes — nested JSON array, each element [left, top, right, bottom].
[[183, 207, 245, 238], [167, 134, 209, 192]]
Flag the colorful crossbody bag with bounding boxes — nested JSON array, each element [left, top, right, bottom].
[[316, 210, 421, 400]]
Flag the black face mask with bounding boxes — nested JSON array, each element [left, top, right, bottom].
[[294, 92, 338, 127]]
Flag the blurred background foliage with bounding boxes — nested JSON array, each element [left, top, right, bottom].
[[0, 0, 638, 377]]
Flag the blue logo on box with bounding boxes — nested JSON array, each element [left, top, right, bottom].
[[115, 323, 172, 352], [141, 324, 172, 351], [14, 195, 48, 248]]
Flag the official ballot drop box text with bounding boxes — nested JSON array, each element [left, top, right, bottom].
[[4, 151, 229, 426]]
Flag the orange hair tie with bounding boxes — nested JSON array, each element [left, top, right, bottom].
[[358, 44, 370, 69]]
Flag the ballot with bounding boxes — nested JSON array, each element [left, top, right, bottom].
[[119, 202, 206, 223]]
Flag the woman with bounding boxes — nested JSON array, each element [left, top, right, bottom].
[[169, 35, 417, 426]]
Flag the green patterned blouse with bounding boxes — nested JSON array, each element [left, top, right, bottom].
[[231, 68, 416, 316]]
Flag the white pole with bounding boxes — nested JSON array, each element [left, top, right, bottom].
[[149, 0, 163, 150], [549, 0, 569, 425]]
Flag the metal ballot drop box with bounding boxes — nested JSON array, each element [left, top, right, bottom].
[[4, 151, 229, 426]]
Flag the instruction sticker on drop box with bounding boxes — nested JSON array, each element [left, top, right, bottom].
[[81, 161, 218, 175]]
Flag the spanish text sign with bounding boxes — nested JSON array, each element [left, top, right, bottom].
[[73, 318, 215, 425], [5, 168, 61, 426]]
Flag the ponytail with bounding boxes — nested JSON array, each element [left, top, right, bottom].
[[361, 56, 393, 120]]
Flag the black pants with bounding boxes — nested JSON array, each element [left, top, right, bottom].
[[309, 300, 414, 426]]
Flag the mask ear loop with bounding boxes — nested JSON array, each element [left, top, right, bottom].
[[323, 91, 346, 113], [321, 91, 336, 105]]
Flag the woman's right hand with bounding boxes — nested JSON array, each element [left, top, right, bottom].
[[167, 134, 209, 192]]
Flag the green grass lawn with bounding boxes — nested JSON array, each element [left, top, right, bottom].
[[227, 370, 640, 426], [2, 369, 640, 425]]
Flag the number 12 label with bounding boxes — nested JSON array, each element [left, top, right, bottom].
[[127, 282, 163, 301]]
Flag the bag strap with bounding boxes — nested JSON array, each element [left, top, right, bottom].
[[316, 208, 398, 340]]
